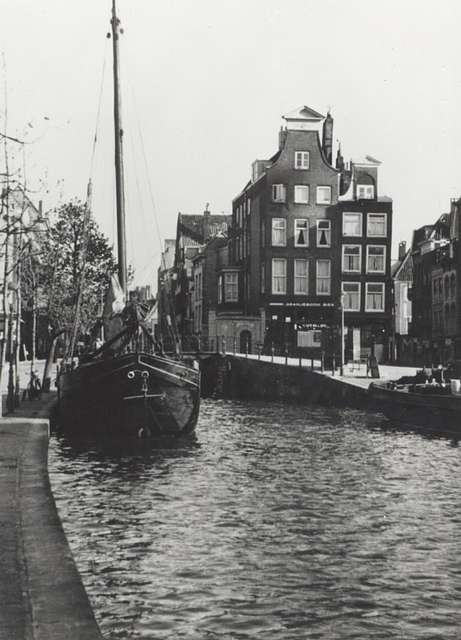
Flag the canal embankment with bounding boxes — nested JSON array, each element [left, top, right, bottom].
[[202, 353, 417, 409], [0, 391, 102, 640]]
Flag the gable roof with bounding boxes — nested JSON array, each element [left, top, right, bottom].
[[177, 213, 232, 247], [282, 105, 325, 123]]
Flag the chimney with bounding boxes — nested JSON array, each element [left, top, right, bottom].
[[279, 126, 287, 150], [335, 141, 344, 172], [203, 203, 210, 241], [322, 111, 333, 165], [398, 241, 407, 261]]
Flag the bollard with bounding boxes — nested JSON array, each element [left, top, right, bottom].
[[311, 358, 314, 370], [332, 354, 336, 376], [271, 343, 274, 363], [299, 355, 302, 368], [321, 351, 324, 373], [285, 351, 288, 366], [233, 337, 236, 355]]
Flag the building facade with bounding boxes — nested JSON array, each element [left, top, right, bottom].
[[229, 105, 393, 361], [409, 200, 461, 365]]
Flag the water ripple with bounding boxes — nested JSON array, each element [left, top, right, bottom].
[[49, 400, 461, 639]]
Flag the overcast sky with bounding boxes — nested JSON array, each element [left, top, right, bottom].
[[1, 0, 461, 289]]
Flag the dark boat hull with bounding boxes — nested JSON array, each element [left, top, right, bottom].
[[57, 352, 200, 438], [369, 382, 461, 431]]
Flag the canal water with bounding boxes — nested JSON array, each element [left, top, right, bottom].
[[48, 400, 461, 639]]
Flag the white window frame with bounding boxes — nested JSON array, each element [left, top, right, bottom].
[[294, 184, 309, 204], [343, 212, 363, 237], [316, 259, 331, 296], [365, 282, 385, 312], [316, 186, 332, 205], [366, 245, 386, 274], [224, 272, 238, 303], [316, 219, 331, 247], [357, 184, 375, 199], [272, 258, 287, 295], [367, 213, 387, 237], [271, 218, 286, 246], [294, 259, 308, 295], [294, 219, 309, 247], [342, 244, 362, 273], [294, 151, 310, 170], [218, 274, 223, 304], [342, 282, 361, 312], [272, 184, 286, 203]]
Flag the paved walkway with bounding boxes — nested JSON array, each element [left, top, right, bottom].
[[0, 393, 102, 640], [229, 352, 418, 391]]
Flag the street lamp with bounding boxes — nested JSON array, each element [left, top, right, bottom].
[[340, 292, 345, 377]]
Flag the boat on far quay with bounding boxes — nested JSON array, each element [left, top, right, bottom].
[[369, 365, 461, 430]]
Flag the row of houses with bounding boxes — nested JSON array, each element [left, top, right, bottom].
[[156, 105, 461, 367], [157, 105, 397, 363], [395, 198, 461, 366]]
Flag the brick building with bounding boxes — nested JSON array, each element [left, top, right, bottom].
[[156, 208, 231, 348], [229, 105, 393, 361], [409, 199, 461, 365]]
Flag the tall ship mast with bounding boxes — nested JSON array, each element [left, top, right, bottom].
[[56, 0, 201, 439]]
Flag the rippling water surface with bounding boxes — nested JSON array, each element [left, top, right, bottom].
[[48, 400, 461, 639]]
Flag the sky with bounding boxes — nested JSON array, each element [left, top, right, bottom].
[[1, 0, 461, 291]]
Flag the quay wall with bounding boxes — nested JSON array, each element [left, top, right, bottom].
[[0, 398, 102, 639], [201, 354, 370, 408]]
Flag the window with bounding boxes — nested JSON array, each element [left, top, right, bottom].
[[294, 185, 309, 204], [367, 245, 386, 273], [367, 213, 386, 237], [272, 258, 287, 294], [294, 259, 308, 294], [294, 219, 308, 247], [272, 184, 286, 202], [297, 330, 321, 347], [342, 282, 360, 311], [218, 274, 223, 304], [366, 283, 385, 312], [224, 272, 238, 302], [261, 264, 265, 294], [316, 259, 331, 295], [316, 219, 331, 247], [272, 218, 286, 246], [343, 212, 362, 236], [342, 245, 361, 273], [294, 151, 310, 170], [357, 184, 374, 199], [316, 186, 331, 205]]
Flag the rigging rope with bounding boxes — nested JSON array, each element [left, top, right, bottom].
[[128, 83, 182, 354], [65, 45, 108, 361]]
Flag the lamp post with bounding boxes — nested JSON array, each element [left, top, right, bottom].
[[340, 293, 345, 377]]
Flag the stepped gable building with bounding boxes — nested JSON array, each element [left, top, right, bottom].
[[409, 199, 461, 365], [228, 105, 393, 361]]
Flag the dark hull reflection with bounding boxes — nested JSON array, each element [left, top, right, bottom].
[[49, 400, 461, 640]]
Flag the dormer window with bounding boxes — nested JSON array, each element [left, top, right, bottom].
[[294, 151, 310, 170], [357, 184, 374, 199]]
